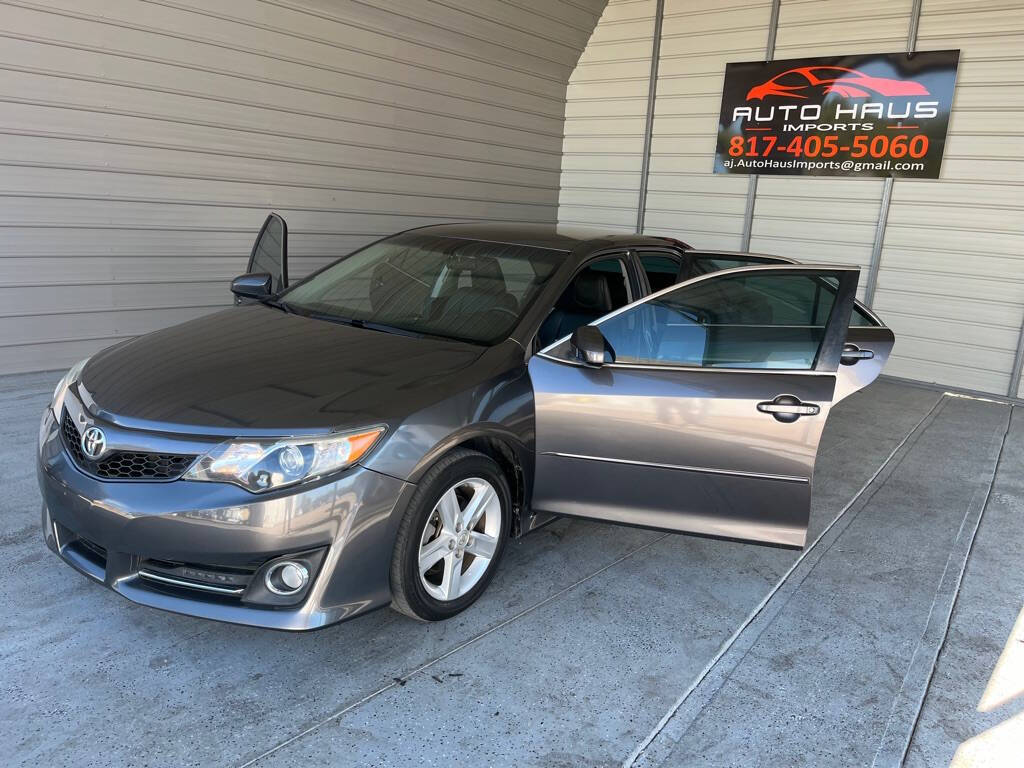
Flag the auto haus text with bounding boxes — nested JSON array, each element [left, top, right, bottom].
[[731, 100, 940, 132]]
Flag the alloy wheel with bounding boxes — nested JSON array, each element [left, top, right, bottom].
[[417, 477, 502, 602]]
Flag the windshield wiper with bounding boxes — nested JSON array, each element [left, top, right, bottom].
[[303, 312, 425, 338], [301, 311, 359, 327], [356, 319, 425, 339]]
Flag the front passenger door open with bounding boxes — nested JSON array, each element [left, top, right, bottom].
[[528, 264, 869, 548]]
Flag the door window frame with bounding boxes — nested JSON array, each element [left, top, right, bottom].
[[634, 247, 686, 294], [539, 263, 860, 375]]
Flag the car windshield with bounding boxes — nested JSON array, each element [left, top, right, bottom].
[[280, 232, 563, 344]]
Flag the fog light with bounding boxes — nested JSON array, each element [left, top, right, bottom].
[[265, 560, 309, 595]]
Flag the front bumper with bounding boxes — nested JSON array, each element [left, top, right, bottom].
[[38, 408, 411, 630]]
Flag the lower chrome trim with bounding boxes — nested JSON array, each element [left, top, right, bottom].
[[542, 451, 808, 484], [54, 531, 106, 583], [138, 569, 246, 595]]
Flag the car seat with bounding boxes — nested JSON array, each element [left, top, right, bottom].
[[537, 271, 614, 347], [434, 255, 518, 338]]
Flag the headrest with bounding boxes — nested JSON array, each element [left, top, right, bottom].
[[572, 271, 613, 313], [448, 254, 506, 290]]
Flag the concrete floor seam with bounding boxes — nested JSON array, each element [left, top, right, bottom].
[[871, 404, 1014, 768], [236, 532, 673, 768], [623, 394, 949, 768]]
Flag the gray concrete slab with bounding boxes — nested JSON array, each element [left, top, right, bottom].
[[631, 396, 1015, 768], [245, 382, 945, 767], [3, 371, 1013, 768], [903, 405, 1024, 768]]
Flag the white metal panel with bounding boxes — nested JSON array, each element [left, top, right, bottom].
[[641, 0, 774, 248], [558, 0, 1024, 397], [875, 0, 1024, 395], [748, 0, 913, 298], [0, 0, 604, 373], [557, 0, 656, 232]]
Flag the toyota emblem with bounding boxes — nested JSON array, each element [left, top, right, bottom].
[[80, 426, 107, 460]]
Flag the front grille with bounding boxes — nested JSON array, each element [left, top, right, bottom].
[[90, 451, 195, 480], [61, 407, 89, 465], [60, 409, 196, 480]]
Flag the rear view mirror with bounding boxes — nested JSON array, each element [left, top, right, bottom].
[[231, 273, 273, 300], [247, 213, 288, 293], [570, 326, 615, 366]]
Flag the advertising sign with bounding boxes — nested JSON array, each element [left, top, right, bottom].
[[714, 50, 960, 178]]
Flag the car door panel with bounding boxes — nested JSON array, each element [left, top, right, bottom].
[[529, 363, 836, 546], [835, 325, 895, 403], [529, 264, 861, 549]]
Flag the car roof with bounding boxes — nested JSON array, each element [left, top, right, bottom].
[[409, 222, 687, 253]]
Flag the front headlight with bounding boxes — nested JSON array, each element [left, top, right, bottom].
[[51, 357, 90, 414], [182, 426, 386, 493]]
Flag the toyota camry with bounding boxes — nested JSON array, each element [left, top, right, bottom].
[[38, 216, 894, 630]]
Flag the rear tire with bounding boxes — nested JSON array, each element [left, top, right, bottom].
[[390, 448, 510, 621]]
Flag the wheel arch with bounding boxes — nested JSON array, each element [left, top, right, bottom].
[[407, 426, 532, 539]]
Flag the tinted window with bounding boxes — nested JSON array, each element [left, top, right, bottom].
[[281, 234, 561, 344], [640, 253, 681, 292], [691, 256, 767, 275], [850, 306, 877, 326], [692, 256, 879, 327], [595, 271, 844, 370]]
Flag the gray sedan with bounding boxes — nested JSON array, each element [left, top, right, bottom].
[[38, 216, 893, 630]]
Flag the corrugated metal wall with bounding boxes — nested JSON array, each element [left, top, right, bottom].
[[558, 0, 1024, 397], [559, 0, 656, 231], [645, 0, 774, 248], [0, 0, 605, 373], [750, 0, 914, 295], [874, 0, 1024, 395]]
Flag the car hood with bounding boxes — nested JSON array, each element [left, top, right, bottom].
[[79, 305, 488, 433]]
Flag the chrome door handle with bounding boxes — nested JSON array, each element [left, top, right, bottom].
[[757, 395, 820, 423], [840, 344, 874, 365]]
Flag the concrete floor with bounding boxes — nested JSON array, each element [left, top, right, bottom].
[[1, 372, 1021, 767]]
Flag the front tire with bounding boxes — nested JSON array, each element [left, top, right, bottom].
[[390, 449, 510, 621]]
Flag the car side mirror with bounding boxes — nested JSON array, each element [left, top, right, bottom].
[[247, 213, 288, 292], [570, 326, 615, 366], [231, 272, 273, 300]]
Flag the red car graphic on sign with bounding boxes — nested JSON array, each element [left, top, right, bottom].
[[746, 66, 930, 100]]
